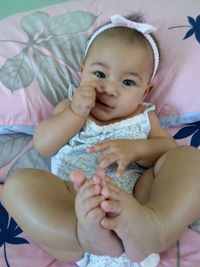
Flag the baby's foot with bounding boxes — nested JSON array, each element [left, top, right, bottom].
[[70, 170, 123, 257], [100, 179, 161, 262]]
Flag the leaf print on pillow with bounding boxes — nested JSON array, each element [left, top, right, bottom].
[[183, 16, 200, 43], [0, 48, 34, 91], [39, 34, 88, 71], [43, 11, 97, 37], [173, 121, 200, 147], [7, 146, 51, 178], [0, 134, 32, 168], [21, 11, 49, 40], [0, 203, 29, 267], [168, 15, 200, 44], [0, 11, 97, 105], [33, 49, 78, 105]]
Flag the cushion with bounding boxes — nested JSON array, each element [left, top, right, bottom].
[[0, 0, 199, 134]]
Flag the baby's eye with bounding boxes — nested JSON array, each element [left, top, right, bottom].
[[93, 71, 106, 79], [122, 79, 136, 87]]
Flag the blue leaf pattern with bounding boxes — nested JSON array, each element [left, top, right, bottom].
[[0, 203, 29, 267], [0, 202, 9, 231], [174, 121, 200, 148], [168, 15, 200, 44], [188, 16, 196, 26], [173, 125, 198, 139], [191, 129, 200, 147], [183, 28, 195, 40]]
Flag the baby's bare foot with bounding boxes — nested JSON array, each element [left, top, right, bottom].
[[100, 180, 161, 262], [71, 171, 123, 257], [70, 170, 87, 190]]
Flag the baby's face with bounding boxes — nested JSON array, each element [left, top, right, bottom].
[[81, 36, 154, 123]]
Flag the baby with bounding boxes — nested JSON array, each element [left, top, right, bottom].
[[4, 13, 200, 267], [39, 14, 175, 266]]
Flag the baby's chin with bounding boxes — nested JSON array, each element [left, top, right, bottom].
[[90, 110, 123, 125], [89, 111, 112, 125]]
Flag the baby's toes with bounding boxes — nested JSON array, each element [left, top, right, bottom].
[[69, 170, 86, 191], [87, 207, 105, 223], [101, 185, 120, 200], [101, 199, 122, 215], [84, 195, 105, 216], [79, 182, 101, 199]]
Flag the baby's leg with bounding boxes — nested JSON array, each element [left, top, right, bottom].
[[70, 170, 123, 257], [134, 168, 155, 204], [100, 178, 157, 262], [3, 168, 84, 262], [100, 146, 200, 262]]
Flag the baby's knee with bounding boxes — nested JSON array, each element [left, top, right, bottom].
[[3, 169, 29, 205], [4, 168, 39, 191], [4, 169, 24, 194], [154, 145, 200, 176], [3, 168, 45, 207], [163, 145, 199, 161]]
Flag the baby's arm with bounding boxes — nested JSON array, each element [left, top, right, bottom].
[[33, 99, 85, 157], [135, 111, 177, 167], [34, 82, 103, 157], [87, 111, 177, 175]]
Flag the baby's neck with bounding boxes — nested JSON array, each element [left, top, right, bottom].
[[89, 104, 145, 126]]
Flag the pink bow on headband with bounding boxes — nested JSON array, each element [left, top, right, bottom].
[[110, 14, 157, 34]]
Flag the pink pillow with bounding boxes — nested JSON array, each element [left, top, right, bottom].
[[0, 0, 199, 133]]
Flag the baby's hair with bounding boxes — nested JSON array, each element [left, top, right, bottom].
[[84, 13, 160, 79], [126, 13, 145, 23], [128, 13, 160, 53], [85, 13, 147, 56], [125, 13, 160, 62]]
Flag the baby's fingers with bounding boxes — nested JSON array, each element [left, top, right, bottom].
[[116, 161, 127, 178], [99, 153, 118, 169], [86, 142, 110, 153]]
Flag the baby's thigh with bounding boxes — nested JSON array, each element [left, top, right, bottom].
[[3, 168, 76, 226], [3, 168, 78, 248], [133, 168, 155, 204], [5, 168, 74, 199]]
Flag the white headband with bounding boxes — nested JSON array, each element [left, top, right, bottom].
[[85, 14, 160, 81]]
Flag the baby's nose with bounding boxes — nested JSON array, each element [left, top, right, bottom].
[[101, 81, 118, 97]]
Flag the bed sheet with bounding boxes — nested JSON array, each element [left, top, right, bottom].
[[0, 124, 200, 267], [0, 134, 51, 183], [0, 183, 76, 267], [1, 184, 200, 267]]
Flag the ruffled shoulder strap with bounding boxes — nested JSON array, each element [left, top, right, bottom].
[[67, 84, 77, 101], [142, 102, 156, 113]]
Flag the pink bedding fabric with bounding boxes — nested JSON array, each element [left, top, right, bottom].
[[0, 0, 200, 131], [0, 125, 199, 266], [0, 184, 76, 267], [1, 183, 200, 267]]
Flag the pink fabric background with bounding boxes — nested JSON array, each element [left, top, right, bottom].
[[0, 0, 200, 266], [0, 0, 199, 128], [1, 183, 200, 267]]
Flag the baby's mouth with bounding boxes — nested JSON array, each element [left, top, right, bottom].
[[97, 99, 108, 106], [96, 99, 114, 110]]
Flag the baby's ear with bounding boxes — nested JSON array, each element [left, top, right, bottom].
[[143, 83, 155, 99]]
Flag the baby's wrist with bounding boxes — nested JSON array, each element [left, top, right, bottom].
[[70, 103, 88, 120]]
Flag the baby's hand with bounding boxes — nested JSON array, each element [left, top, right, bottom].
[[87, 140, 138, 177], [70, 82, 103, 118]]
